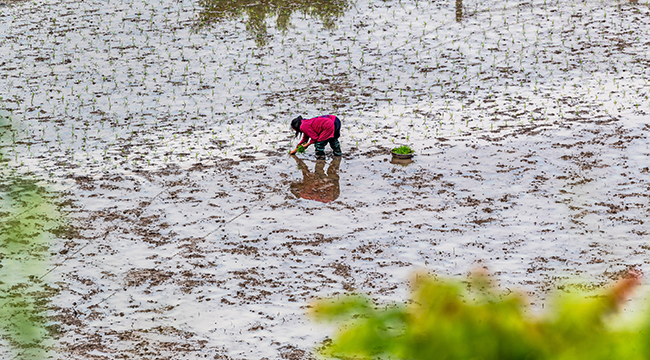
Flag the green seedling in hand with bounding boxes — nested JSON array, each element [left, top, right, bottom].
[[289, 144, 307, 155]]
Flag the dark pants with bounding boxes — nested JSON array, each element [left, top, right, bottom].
[[315, 117, 342, 156]]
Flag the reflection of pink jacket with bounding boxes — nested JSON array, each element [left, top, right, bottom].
[[299, 115, 337, 145], [296, 178, 338, 203], [290, 156, 341, 203]]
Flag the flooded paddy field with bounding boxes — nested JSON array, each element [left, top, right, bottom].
[[1, 0, 650, 358]]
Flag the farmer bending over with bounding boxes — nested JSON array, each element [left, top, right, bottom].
[[289, 115, 342, 157]]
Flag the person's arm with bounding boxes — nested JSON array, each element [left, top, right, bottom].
[[299, 134, 310, 146]]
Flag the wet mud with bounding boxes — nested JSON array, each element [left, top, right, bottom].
[[41, 117, 649, 359], [0, 0, 649, 357]]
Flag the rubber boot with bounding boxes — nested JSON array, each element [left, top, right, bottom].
[[314, 141, 327, 157], [331, 138, 342, 156]]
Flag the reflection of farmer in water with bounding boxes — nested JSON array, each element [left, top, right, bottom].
[[290, 155, 341, 203], [289, 115, 342, 157]]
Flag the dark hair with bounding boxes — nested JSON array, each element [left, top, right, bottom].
[[291, 116, 303, 138]]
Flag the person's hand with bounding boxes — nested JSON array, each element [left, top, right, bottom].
[[289, 148, 297, 155]]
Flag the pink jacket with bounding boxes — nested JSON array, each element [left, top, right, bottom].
[[299, 115, 337, 145]]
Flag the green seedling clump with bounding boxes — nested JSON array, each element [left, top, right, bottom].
[[289, 145, 306, 155], [392, 145, 413, 154], [310, 271, 644, 360]]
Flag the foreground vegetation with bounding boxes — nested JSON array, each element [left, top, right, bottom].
[[312, 270, 646, 360], [0, 113, 61, 359]]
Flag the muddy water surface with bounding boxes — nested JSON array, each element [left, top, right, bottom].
[[0, 0, 649, 358], [41, 118, 648, 359]]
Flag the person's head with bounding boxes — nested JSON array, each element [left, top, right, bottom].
[[291, 116, 303, 137]]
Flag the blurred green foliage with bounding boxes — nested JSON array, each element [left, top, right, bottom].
[[311, 270, 646, 360], [0, 112, 61, 359], [195, 0, 349, 46]]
